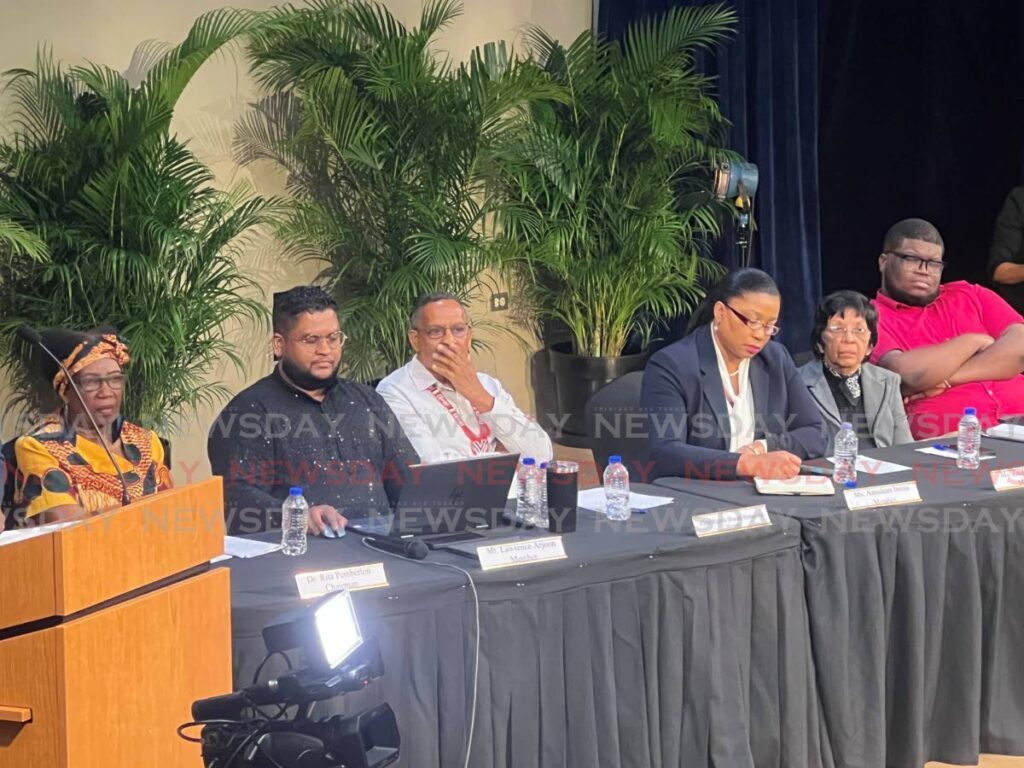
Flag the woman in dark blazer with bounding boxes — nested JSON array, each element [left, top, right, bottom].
[[642, 269, 826, 480], [799, 290, 912, 448]]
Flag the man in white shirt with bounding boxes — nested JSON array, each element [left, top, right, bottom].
[[376, 292, 553, 464]]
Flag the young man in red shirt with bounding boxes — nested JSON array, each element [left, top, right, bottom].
[[870, 218, 1024, 438]]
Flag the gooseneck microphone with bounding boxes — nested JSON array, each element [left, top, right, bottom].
[[18, 324, 132, 506], [363, 534, 429, 560]]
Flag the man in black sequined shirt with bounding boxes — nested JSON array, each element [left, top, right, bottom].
[[208, 286, 419, 535]]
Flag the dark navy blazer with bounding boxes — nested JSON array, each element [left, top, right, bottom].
[[641, 324, 826, 480]]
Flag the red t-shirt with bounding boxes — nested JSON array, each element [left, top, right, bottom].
[[871, 281, 1024, 437]]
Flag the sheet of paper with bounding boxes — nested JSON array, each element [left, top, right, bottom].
[[0, 519, 82, 548], [223, 536, 282, 559], [915, 446, 994, 461], [577, 488, 675, 513], [754, 476, 835, 496], [827, 455, 911, 475], [984, 423, 1024, 442]]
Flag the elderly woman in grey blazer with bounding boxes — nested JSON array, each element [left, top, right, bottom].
[[799, 291, 913, 448]]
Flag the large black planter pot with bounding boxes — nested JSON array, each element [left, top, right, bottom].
[[546, 342, 650, 446]]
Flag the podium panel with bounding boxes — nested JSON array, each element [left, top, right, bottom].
[[0, 478, 231, 767], [0, 568, 230, 768]]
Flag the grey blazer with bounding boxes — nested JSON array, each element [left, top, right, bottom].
[[798, 360, 913, 448]]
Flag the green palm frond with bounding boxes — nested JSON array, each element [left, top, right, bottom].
[[489, 4, 737, 357], [0, 17, 273, 434], [238, 0, 551, 380]]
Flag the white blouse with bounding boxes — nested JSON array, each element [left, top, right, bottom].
[[711, 326, 758, 452]]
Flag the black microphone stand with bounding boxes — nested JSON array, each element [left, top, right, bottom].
[[18, 326, 132, 506]]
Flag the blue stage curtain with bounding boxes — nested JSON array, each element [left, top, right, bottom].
[[818, 0, 1024, 300], [598, 0, 822, 353]]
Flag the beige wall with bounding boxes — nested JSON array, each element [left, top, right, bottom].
[[0, 0, 591, 483]]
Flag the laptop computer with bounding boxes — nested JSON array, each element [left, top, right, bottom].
[[346, 453, 520, 545]]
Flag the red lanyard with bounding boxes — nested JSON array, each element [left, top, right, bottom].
[[427, 384, 495, 454]]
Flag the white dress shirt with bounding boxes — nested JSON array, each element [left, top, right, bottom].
[[376, 357, 554, 464], [711, 326, 761, 452]]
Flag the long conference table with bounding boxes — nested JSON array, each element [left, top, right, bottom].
[[226, 437, 1024, 768]]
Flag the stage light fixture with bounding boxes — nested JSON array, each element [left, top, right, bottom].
[[712, 159, 759, 267]]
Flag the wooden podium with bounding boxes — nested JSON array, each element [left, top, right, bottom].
[[0, 477, 231, 767]]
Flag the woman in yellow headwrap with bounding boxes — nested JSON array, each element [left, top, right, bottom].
[[14, 328, 172, 523]]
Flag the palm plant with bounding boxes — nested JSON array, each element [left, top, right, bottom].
[[490, 4, 739, 358], [238, 0, 557, 381], [0, 9, 274, 434]]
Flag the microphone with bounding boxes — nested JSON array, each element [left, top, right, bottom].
[[191, 679, 285, 721], [18, 324, 131, 506], [363, 535, 428, 560]]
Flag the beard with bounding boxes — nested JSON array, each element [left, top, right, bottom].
[[280, 356, 340, 391], [882, 274, 939, 307]]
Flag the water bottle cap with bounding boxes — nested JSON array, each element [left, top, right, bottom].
[[964, 407, 977, 416], [844, 480, 857, 489], [522, 457, 535, 465], [539, 462, 548, 469], [289, 486, 303, 496], [608, 455, 622, 464], [841, 422, 853, 430]]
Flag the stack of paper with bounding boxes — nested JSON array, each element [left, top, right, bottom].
[[0, 519, 82, 548], [985, 423, 1024, 442], [214, 536, 283, 562]]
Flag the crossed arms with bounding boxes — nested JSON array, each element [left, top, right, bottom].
[[879, 324, 1024, 398]]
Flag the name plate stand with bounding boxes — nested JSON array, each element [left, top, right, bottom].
[[294, 562, 389, 600], [692, 505, 772, 538], [844, 481, 922, 510], [991, 465, 1024, 492], [476, 536, 567, 571]]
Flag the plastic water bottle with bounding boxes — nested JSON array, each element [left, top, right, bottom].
[[281, 486, 309, 556], [833, 422, 858, 485], [516, 458, 540, 525], [603, 455, 631, 521], [957, 406, 982, 470], [529, 462, 549, 528]]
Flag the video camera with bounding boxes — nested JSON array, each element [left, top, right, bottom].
[[185, 591, 400, 768]]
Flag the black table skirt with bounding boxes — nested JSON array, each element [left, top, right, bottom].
[[804, 502, 1024, 768], [657, 439, 1024, 768], [228, 494, 833, 768]]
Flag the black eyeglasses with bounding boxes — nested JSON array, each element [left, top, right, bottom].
[[723, 303, 782, 337], [75, 373, 126, 393], [886, 251, 946, 273]]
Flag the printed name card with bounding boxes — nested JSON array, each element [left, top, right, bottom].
[[294, 563, 389, 600], [476, 536, 567, 571], [692, 504, 772, 538], [991, 465, 1024, 492], [843, 481, 922, 510]]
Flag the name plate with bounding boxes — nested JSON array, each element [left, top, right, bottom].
[[692, 504, 772, 538], [477, 536, 567, 571], [294, 563, 389, 600], [991, 465, 1024, 492], [844, 481, 922, 510]]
